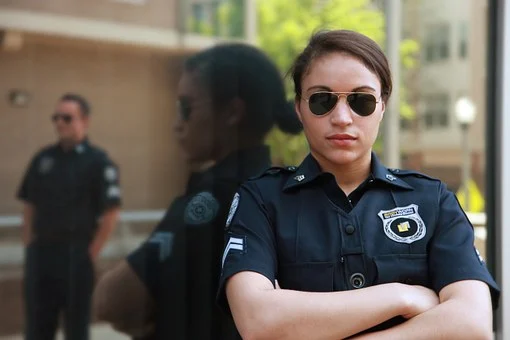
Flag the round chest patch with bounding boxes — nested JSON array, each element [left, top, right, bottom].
[[38, 157, 54, 174], [184, 192, 219, 225]]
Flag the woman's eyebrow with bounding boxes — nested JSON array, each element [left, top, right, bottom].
[[306, 85, 332, 92], [306, 85, 377, 93], [351, 86, 377, 92]]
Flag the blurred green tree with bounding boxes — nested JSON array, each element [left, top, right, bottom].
[[217, 0, 245, 37], [189, 0, 245, 38]]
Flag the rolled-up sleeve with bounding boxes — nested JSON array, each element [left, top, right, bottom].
[[217, 182, 278, 314], [17, 155, 39, 203], [429, 183, 500, 308], [97, 158, 122, 212]]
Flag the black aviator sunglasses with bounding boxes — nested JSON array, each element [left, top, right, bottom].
[[304, 91, 381, 117], [51, 113, 74, 124]]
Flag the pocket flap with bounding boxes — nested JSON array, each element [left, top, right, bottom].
[[373, 254, 429, 286], [279, 262, 335, 292]]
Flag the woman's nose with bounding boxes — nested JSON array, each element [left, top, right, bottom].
[[329, 96, 353, 126]]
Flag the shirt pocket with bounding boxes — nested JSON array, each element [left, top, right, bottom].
[[373, 254, 430, 287], [278, 262, 335, 292]]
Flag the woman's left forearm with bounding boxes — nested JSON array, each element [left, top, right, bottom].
[[351, 281, 493, 340]]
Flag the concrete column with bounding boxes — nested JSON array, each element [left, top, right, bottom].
[[383, 0, 401, 168]]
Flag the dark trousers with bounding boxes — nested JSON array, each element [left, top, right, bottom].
[[24, 242, 94, 340]]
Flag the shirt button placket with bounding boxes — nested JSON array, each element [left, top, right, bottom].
[[340, 218, 367, 290], [345, 224, 356, 235]]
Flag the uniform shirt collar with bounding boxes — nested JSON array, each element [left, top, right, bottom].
[[212, 145, 271, 180], [370, 153, 413, 190], [284, 153, 414, 191], [56, 137, 89, 155], [283, 154, 324, 191], [74, 138, 89, 154], [187, 145, 271, 191]]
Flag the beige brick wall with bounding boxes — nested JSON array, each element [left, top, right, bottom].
[[0, 38, 189, 214], [0, 0, 178, 29]]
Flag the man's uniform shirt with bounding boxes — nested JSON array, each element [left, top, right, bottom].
[[18, 139, 121, 244]]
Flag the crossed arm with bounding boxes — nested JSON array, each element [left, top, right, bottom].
[[93, 260, 154, 337], [226, 271, 492, 340], [350, 280, 492, 340]]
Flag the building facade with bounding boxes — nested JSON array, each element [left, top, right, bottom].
[[0, 1, 254, 336], [0, 0, 254, 214], [400, 0, 487, 192]]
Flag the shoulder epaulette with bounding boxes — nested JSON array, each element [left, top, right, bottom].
[[249, 166, 298, 180], [89, 145, 108, 158], [388, 168, 440, 181], [37, 144, 56, 155]]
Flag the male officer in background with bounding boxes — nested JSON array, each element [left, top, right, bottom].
[[17, 93, 121, 340]]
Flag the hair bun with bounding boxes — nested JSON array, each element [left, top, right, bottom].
[[274, 100, 303, 135]]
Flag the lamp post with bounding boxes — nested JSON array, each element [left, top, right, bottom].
[[455, 97, 477, 212]]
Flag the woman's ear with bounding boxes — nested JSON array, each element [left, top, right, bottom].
[[295, 97, 304, 124], [379, 100, 386, 122], [225, 98, 245, 126]]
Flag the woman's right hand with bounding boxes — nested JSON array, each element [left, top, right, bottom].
[[399, 284, 440, 319]]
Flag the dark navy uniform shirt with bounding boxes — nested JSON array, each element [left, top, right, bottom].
[[218, 153, 500, 332], [17, 139, 121, 244], [127, 145, 271, 340]]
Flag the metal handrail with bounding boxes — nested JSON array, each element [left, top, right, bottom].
[[0, 210, 167, 267], [0, 215, 22, 227], [0, 210, 488, 268], [0, 210, 166, 228]]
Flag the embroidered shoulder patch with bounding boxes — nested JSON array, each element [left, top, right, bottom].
[[104, 166, 117, 182], [475, 247, 485, 264], [225, 192, 240, 229]]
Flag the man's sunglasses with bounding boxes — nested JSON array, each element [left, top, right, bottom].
[[177, 100, 191, 121], [51, 113, 74, 124], [304, 91, 380, 117]]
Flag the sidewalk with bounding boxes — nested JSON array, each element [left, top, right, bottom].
[[0, 324, 129, 340]]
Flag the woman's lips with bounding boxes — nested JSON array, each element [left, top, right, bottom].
[[326, 133, 357, 147]]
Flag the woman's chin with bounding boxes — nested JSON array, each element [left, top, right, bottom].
[[324, 149, 361, 166]]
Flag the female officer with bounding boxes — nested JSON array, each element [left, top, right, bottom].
[[219, 30, 500, 340], [93, 43, 302, 339]]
